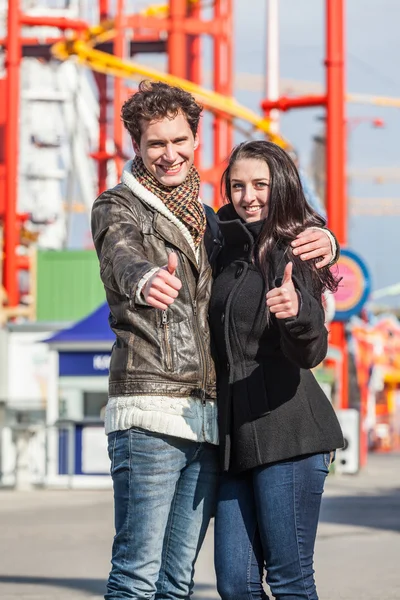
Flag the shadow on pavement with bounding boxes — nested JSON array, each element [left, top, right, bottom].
[[0, 575, 106, 595], [0, 576, 218, 598], [193, 582, 219, 599], [320, 488, 400, 533]]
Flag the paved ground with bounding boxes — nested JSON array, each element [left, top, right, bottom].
[[0, 453, 399, 599]]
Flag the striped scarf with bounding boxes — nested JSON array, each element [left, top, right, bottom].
[[131, 156, 206, 248]]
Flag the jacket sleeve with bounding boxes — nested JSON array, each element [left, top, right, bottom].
[[91, 188, 158, 307], [275, 268, 328, 369], [324, 227, 340, 266]]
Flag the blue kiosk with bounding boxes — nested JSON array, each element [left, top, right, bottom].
[[45, 303, 115, 487]]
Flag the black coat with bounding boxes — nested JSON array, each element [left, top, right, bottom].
[[209, 205, 344, 472]]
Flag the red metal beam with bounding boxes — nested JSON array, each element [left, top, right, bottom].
[[325, 0, 348, 412], [187, 0, 202, 173], [0, 77, 5, 218], [95, 0, 110, 196], [114, 0, 125, 181], [261, 94, 327, 112], [19, 15, 88, 31], [0, 36, 62, 46], [168, 0, 187, 78], [4, 0, 21, 306], [326, 0, 346, 245], [212, 0, 233, 209], [125, 14, 225, 36]]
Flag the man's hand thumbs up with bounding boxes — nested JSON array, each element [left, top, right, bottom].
[[142, 252, 182, 310], [167, 252, 178, 276]]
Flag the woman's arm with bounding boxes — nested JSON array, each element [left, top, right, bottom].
[[266, 261, 328, 369]]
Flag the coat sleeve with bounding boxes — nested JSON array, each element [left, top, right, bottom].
[[324, 227, 340, 266], [91, 188, 158, 307], [275, 266, 328, 369]]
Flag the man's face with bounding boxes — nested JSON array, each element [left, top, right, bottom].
[[133, 112, 199, 187]]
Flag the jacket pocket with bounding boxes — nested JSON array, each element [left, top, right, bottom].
[[230, 365, 271, 422], [107, 430, 129, 476], [109, 347, 128, 380], [247, 365, 271, 419], [323, 450, 336, 470], [160, 310, 174, 372]]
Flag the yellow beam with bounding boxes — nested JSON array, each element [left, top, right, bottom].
[[51, 21, 290, 149]]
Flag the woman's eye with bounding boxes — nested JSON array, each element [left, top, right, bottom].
[[232, 183, 243, 189]]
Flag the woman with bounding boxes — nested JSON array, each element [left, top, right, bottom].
[[209, 141, 344, 600]]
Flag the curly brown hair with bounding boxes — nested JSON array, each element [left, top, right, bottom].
[[121, 80, 203, 144]]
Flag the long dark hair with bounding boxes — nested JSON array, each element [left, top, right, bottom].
[[221, 140, 339, 294]]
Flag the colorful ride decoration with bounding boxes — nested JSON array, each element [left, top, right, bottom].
[[333, 248, 371, 321], [350, 315, 400, 453]]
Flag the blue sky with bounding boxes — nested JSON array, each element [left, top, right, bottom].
[[68, 1, 398, 301], [233, 0, 399, 301]]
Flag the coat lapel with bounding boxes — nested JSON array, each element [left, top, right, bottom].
[[153, 212, 198, 270]]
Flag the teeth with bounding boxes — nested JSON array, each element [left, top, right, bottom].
[[161, 164, 181, 173], [245, 206, 261, 212]]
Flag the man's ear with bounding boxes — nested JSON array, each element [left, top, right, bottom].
[[132, 138, 141, 156], [194, 133, 200, 151]]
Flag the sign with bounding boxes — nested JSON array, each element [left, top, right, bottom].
[[1, 329, 53, 408], [80, 426, 109, 474], [59, 352, 111, 377], [333, 248, 371, 321]]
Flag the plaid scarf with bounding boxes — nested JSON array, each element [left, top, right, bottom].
[[131, 156, 206, 248]]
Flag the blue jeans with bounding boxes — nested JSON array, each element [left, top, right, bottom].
[[214, 453, 332, 600], [105, 427, 220, 600]]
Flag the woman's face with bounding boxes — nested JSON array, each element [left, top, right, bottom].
[[229, 158, 271, 223]]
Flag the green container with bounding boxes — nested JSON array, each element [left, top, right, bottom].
[[36, 250, 105, 322]]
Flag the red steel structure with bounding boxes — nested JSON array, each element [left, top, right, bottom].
[[2, 0, 347, 411], [261, 0, 348, 409], [1, 0, 233, 307]]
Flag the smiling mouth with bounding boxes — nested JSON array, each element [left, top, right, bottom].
[[244, 205, 262, 213], [158, 163, 184, 174]]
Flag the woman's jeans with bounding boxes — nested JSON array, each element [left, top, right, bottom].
[[105, 427, 220, 600], [214, 452, 332, 600]]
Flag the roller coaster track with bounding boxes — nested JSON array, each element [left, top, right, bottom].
[[51, 17, 290, 149]]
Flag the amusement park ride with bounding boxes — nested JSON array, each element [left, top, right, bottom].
[[0, 0, 348, 400]]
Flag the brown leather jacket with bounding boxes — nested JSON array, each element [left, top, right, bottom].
[[91, 183, 216, 400]]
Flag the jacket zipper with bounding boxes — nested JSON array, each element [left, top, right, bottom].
[[223, 263, 249, 383], [181, 259, 208, 408], [161, 310, 173, 371]]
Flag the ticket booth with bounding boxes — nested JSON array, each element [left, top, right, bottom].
[[45, 303, 115, 488]]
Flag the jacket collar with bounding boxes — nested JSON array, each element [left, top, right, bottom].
[[217, 204, 263, 261], [122, 160, 199, 267]]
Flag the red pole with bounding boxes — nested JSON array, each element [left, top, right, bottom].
[[4, 0, 21, 306], [212, 0, 233, 209], [225, 0, 234, 181], [213, 0, 222, 208], [188, 0, 202, 173], [326, 0, 346, 242], [114, 0, 125, 181], [325, 0, 348, 410], [96, 0, 109, 195], [168, 0, 187, 78]]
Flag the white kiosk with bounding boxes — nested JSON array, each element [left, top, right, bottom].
[[45, 303, 115, 488]]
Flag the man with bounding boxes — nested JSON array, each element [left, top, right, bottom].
[[91, 80, 338, 600]]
